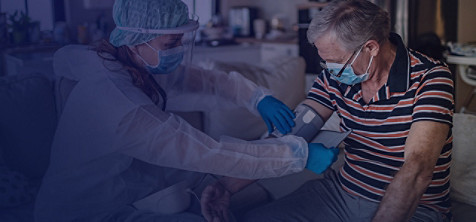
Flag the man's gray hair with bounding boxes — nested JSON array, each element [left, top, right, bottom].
[[307, 0, 390, 51]]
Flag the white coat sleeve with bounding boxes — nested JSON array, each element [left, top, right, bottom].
[[114, 104, 308, 180], [164, 66, 271, 115]]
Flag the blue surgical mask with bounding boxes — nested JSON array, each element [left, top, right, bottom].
[[138, 43, 185, 75], [325, 47, 373, 85]]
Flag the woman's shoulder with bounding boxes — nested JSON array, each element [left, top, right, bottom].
[[53, 45, 124, 81], [54, 44, 97, 61]]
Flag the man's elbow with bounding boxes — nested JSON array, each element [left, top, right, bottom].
[[402, 159, 435, 189], [415, 170, 433, 188], [410, 161, 434, 189]]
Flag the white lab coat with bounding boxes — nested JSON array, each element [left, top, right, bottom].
[[34, 45, 308, 221]]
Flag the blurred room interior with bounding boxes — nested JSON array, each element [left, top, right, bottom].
[[1, 0, 475, 112]]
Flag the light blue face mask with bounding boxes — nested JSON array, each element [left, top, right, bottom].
[[325, 46, 374, 85], [138, 43, 185, 75]]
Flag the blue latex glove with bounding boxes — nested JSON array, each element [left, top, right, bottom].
[[257, 96, 295, 134], [306, 143, 340, 174]]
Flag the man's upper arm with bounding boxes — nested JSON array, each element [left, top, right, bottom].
[[304, 73, 335, 121], [405, 65, 454, 172], [303, 99, 334, 122], [403, 121, 449, 173]]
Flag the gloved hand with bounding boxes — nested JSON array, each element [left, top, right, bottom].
[[257, 96, 295, 134], [306, 143, 340, 174]]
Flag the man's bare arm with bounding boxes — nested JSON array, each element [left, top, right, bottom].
[[372, 121, 449, 222]]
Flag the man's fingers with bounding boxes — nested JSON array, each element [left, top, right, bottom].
[[200, 184, 231, 222], [201, 186, 216, 221], [202, 205, 213, 221], [221, 206, 230, 222], [201, 186, 212, 205], [212, 216, 222, 222]]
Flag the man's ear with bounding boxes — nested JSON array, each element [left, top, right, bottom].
[[364, 40, 380, 57]]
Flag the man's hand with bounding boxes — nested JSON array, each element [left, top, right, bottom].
[[201, 182, 231, 222]]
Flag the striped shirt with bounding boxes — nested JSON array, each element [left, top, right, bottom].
[[307, 33, 454, 217]]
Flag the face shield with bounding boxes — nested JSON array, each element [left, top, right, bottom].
[[116, 16, 199, 75]]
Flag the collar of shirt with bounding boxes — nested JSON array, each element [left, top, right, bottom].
[[386, 32, 410, 93]]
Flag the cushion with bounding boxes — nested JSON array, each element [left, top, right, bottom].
[[451, 113, 476, 207], [197, 56, 306, 140], [0, 74, 57, 180]]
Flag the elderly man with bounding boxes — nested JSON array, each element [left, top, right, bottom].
[[201, 1, 454, 222]]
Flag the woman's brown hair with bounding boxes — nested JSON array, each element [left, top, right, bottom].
[[94, 39, 167, 110]]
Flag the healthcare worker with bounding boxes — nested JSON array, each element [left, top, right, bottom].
[[34, 0, 338, 221]]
